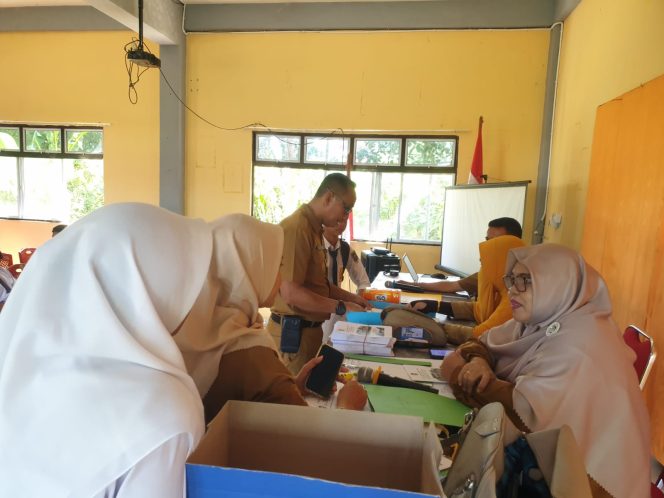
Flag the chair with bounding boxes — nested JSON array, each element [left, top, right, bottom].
[[7, 263, 24, 279], [0, 252, 13, 268], [623, 325, 656, 389], [18, 247, 36, 264]]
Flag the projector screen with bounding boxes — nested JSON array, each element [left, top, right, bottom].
[[438, 182, 528, 276]]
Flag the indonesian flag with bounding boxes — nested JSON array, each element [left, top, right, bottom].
[[468, 116, 484, 184]]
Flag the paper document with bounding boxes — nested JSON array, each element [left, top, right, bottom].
[[403, 365, 446, 384]]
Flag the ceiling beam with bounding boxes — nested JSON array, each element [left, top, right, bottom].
[[87, 0, 183, 45], [184, 0, 555, 32], [0, 6, 125, 32]]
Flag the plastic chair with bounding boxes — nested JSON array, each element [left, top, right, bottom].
[[7, 263, 24, 279], [0, 252, 13, 268], [18, 247, 36, 264], [623, 325, 656, 389]]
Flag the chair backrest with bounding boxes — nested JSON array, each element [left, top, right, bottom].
[[7, 263, 24, 279], [623, 325, 656, 389], [0, 252, 13, 268], [18, 247, 36, 264]]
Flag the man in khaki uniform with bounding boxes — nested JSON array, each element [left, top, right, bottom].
[[268, 173, 371, 374]]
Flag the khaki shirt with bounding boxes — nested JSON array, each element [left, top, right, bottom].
[[271, 204, 330, 322]]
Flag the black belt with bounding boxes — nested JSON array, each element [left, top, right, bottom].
[[270, 313, 323, 329]]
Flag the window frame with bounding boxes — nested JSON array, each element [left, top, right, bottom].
[[0, 123, 104, 222], [251, 132, 458, 244]]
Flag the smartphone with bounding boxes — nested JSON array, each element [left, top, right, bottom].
[[280, 316, 302, 353], [305, 345, 345, 398], [430, 349, 451, 360]]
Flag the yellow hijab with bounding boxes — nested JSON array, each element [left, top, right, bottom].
[[472, 235, 526, 335]]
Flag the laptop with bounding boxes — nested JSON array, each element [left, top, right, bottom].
[[402, 254, 420, 282]]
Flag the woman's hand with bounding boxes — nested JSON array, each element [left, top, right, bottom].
[[457, 357, 496, 394], [294, 355, 323, 395], [440, 351, 467, 381], [336, 380, 368, 410]]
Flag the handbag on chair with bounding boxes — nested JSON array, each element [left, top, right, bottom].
[[443, 402, 592, 498]]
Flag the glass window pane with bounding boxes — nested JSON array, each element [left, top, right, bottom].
[[66, 129, 103, 154], [354, 139, 401, 166], [351, 171, 401, 241], [24, 128, 61, 153], [304, 136, 350, 164], [255, 134, 301, 163], [252, 166, 325, 223], [63, 158, 104, 221], [405, 139, 455, 167], [0, 127, 20, 151], [0, 156, 19, 217], [21, 157, 67, 220], [399, 173, 455, 241]]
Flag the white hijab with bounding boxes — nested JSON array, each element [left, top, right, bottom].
[[481, 244, 650, 498], [0, 203, 211, 498], [174, 213, 284, 396]]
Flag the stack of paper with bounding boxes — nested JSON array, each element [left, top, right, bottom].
[[330, 321, 396, 356]]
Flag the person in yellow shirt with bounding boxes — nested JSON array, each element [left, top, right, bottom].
[[407, 218, 525, 343]]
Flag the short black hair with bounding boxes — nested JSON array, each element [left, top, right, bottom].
[[314, 173, 356, 198], [488, 217, 522, 238], [52, 224, 67, 236]]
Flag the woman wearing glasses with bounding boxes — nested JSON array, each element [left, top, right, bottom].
[[440, 244, 650, 498]]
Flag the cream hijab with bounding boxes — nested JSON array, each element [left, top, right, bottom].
[[174, 213, 284, 397], [481, 244, 650, 498], [0, 203, 211, 498]]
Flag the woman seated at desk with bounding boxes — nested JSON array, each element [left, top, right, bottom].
[[406, 234, 525, 344], [440, 244, 650, 498]]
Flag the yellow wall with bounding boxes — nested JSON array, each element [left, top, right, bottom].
[[545, 0, 664, 248], [0, 31, 160, 259], [185, 30, 550, 264]]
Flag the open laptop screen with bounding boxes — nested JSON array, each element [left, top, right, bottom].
[[402, 254, 419, 283]]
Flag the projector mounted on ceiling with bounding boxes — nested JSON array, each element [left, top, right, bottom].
[[127, 48, 161, 68], [126, 0, 161, 68]]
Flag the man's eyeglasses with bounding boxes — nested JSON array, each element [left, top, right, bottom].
[[502, 273, 532, 292], [328, 189, 353, 214]]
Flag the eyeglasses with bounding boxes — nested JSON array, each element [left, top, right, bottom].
[[328, 189, 353, 214], [502, 273, 532, 292]]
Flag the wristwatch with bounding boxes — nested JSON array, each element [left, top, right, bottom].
[[335, 300, 347, 315]]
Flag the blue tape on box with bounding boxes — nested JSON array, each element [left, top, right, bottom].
[[345, 311, 383, 325]]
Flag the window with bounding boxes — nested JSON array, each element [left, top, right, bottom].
[[0, 124, 104, 222], [252, 132, 457, 243]]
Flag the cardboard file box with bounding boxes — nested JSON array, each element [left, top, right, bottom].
[[186, 400, 443, 498]]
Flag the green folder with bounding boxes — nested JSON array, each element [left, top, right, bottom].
[[364, 384, 471, 427]]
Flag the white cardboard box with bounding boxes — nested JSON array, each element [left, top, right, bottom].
[[186, 400, 444, 498]]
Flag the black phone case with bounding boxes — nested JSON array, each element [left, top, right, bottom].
[[306, 345, 344, 398], [280, 316, 302, 353]]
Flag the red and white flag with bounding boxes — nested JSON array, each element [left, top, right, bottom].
[[468, 116, 484, 184]]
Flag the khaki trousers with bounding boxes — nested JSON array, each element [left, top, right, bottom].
[[267, 318, 323, 375]]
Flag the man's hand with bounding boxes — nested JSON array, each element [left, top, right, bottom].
[[345, 300, 370, 312], [336, 380, 368, 410]]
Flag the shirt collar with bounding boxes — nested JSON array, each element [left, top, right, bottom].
[[323, 237, 341, 251], [300, 204, 323, 235]]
